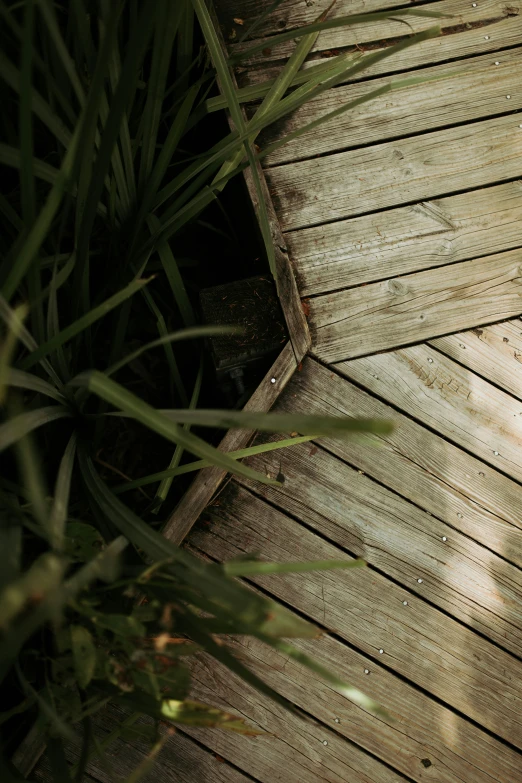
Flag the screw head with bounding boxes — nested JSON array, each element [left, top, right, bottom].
[[495, 61, 500, 65], [402, 600, 408, 606], [379, 648, 384, 654], [334, 718, 340, 723], [442, 536, 447, 542], [417, 578, 423, 584], [484, 35, 490, 39], [364, 669, 370, 674], [323, 740, 328, 746], [428, 358, 433, 363], [506, 95, 511, 99], [494, 450, 499, 455], [270, 377, 276, 384]]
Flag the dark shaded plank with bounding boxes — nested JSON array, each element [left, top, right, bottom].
[[309, 248, 522, 362], [260, 48, 522, 165], [338, 344, 522, 483], [430, 319, 522, 398], [163, 341, 297, 545], [267, 114, 522, 231], [288, 182, 522, 296], [190, 483, 522, 747]]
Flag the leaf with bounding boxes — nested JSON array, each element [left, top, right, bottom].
[[64, 521, 105, 562], [223, 558, 365, 578], [0, 553, 66, 630], [6, 369, 67, 403], [76, 371, 281, 486], [19, 277, 153, 371], [0, 405, 72, 453], [71, 625, 97, 688], [49, 433, 77, 550], [0, 303, 29, 405], [92, 614, 146, 638], [161, 699, 262, 734]]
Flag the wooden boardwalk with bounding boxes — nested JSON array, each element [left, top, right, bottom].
[[35, 1, 522, 781]]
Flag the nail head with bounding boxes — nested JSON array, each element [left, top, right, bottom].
[[506, 95, 511, 99], [494, 450, 499, 455], [270, 377, 276, 384], [323, 740, 328, 746], [334, 718, 340, 723], [442, 536, 447, 542], [428, 358, 433, 363], [379, 648, 384, 654], [417, 578, 423, 583], [364, 669, 370, 674], [484, 35, 490, 39], [402, 600, 408, 606]]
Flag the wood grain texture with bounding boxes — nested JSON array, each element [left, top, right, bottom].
[[259, 47, 522, 165], [186, 657, 409, 783], [182, 629, 522, 783], [277, 358, 522, 565], [228, 0, 506, 65], [267, 114, 522, 231], [237, 439, 522, 653], [235, 1, 522, 84], [430, 319, 522, 398], [162, 341, 297, 545], [338, 343, 522, 484], [289, 182, 522, 296], [190, 483, 522, 747], [309, 248, 522, 362]]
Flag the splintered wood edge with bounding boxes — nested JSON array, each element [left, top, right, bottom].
[[162, 340, 298, 546], [210, 2, 311, 361]]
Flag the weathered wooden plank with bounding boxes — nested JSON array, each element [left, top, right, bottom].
[[229, 0, 506, 65], [186, 654, 410, 783], [190, 483, 522, 746], [309, 248, 522, 362], [182, 628, 522, 783], [238, 439, 522, 653], [162, 341, 297, 545], [430, 319, 522, 398], [234, 1, 522, 79], [289, 182, 522, 296], [267, 113, 522, 231], [215, 0, 408, 41], [276, 358, 522, 565], [259, 48, 522, 165], [338, 344, 522, 484]]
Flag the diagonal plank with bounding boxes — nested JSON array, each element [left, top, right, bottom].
[[274, 358, 522, 566], [190, 484, 522, 747], [289, 182, 522, 296], [184, 630, 521, 783], [430, 319, 522, 398], [338, 343, 522, 484], [186, 653, 409, 783], [267, 114, 522, 231], [260, 48, 522, 165], [238, 440, 522, 654], [308, 248, 522, 361]]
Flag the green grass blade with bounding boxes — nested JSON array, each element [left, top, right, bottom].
[[152, 408, 393, 437], [48, 433, 77, 550], [19, 276, 152, 371], [224, 558, 365, 577], [76, 371, 281, 486], [139, 1, 183, 187], [146, 214, 195, 325], [0, 406, 72, 453], [114, 434, 315, 494], [6, 369, 66, 403], [37, 0, 86, 106], [0, 303, 29, 405]]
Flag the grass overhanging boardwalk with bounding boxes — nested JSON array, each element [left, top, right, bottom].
[[35, 1, 522, 780]]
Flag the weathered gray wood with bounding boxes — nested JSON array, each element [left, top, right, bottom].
[[190, 483, 522, 747], [162, 341, 297, 545], [276, 358, 522, 565], [237, 438, 522, 654], [267, 113, 522, 231], [186, 654, 409, 783], [215, 0, 407, 41], [235, 0, 522, 78], [309, 248, 522, 362], [338, 344, 522, 484], [430, 319, 522, 398], [288, 182, 522, 296], [12, 723, 47, 780], [182, 627, 522, 783], [259, 47, 522, 165]]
